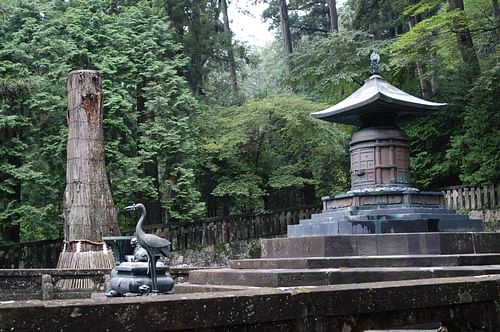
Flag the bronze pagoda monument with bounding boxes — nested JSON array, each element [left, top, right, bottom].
[[288, 52, 482, 237]]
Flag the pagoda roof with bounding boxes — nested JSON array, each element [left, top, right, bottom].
[[311, 74, 447, 126]]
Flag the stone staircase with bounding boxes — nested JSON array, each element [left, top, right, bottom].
[[180, 232, 500, 291]]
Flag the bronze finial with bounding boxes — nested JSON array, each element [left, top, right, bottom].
[[370, 51, 380, 74]]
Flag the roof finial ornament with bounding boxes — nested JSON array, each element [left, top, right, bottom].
[[370, 50, 380, 75]]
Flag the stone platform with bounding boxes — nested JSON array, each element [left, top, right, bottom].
[[2, 232, 500, 331], [287, 191, 482, 237], [2, 275, 499, 331], [261, 232, 499, 258], [185, 233, 500, 289]]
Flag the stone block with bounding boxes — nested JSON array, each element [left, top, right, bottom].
[[324, 236, 359, 256], [261, 237, 326, 258], [472, 233, 500, 253], [263, 233, 500, 259], [439, 233, 474, 254]]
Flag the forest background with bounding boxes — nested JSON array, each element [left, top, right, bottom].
[[0, 0, 498, 244]]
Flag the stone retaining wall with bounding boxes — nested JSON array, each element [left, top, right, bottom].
[[0, 275, 498, 331], [469, 209, 500, 231], [0, 269, 109, 301], [167, 238, 262, 267]]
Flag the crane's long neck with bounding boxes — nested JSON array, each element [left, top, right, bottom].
[[135, 205, 146, 239]]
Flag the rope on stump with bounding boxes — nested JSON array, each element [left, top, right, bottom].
[[56, 240, 114, 290]]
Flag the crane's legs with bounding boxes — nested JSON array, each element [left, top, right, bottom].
[[148, 251, 159, 294]]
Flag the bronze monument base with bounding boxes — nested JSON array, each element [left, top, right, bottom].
[[288, 190, 482, 237]]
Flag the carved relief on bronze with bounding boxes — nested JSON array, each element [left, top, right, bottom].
[[333, 198, 353, 208], [360, 195, 402, 206], [411, 195, 442, 205]]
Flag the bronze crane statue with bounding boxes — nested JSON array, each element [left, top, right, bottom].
[[124, 203, 171, 294]]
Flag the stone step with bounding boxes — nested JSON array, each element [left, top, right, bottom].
[[288, 218, 483, 237], [262, 232, 500, 258], [309, 210, 352, 221], [307, 208, 459, 223], [356, 207, 457, 216], [189, 265, 500, 287], [173, 283, 252, 294], [350, 213, 476, 221], [229, 253, 500, 269], [288, 220, 362, 237]]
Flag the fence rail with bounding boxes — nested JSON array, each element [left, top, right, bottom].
[[440, 184, 499, 211], [0, 204, 321, 268], [0, 239, 61, 269], [121, 204, 322, 251]]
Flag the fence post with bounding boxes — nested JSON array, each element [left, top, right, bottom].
[[494, 184, 500, 207], [487, 185, 495, 209], [470, 186, 476, 210]]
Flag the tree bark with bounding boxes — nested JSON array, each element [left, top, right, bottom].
[[279, 0, 293, 74], [408, 16, 434, 99], [220, 0, 238, 92], [136, 81, 163, 225], [62, 70, 120, 242], [492, 0, 500, 39], [301, 171, 316, 205], [492, 0, 500, 17], [447, 0, 481, 80], [327, 0, 338, 32], [143, 159, 163, 225]]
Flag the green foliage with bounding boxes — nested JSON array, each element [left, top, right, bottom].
[[198, 96, 350, 214], [402, 0, 443, 18], [0, 0, 68, 242], [349, 0, 408, 38], [0, 0, 207, 242], [1, 0, 499, 244], [287, 31, 388, 101], [263, 0, 331, 41], [61, 0, 206, 224], [237, 41, 288, 100], [386, 0, 499, 187], [448, 63, 500, 185]]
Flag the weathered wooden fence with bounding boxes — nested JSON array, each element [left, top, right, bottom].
[[121, 204, 322, 251], [440, 184, 499, 211], [0, 239, 61, 269], [0, 204, 321, 268]]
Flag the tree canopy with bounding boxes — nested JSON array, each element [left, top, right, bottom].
[[0, 0, 498, 243]]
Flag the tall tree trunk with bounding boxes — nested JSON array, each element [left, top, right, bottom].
[[143, 159, 163, 224], [279, 0, 293, 74], [58, 70, 119, 274], [327, 0, 338, 32], [220, 0, 238, 92], [408, 16, 434, 99], [492, 0, 500, 17], [301, 171, 316, 205], [492, 0, 500, 39], [136, 82, 163, 225], [447, 0, 481, 80]]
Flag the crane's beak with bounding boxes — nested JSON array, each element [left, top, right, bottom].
[[124, 204, 136, 211]]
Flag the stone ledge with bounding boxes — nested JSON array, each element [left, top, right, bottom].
[[0, 269, 109, 301], [0, 275, 499, 331], [189, 265, 500, 287], [229, 253, 500, 269], [262, 232, 500, 258]]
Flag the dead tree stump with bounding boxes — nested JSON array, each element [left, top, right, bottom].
[[57, 70, 120, 285]]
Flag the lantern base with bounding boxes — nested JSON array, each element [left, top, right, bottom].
[[287, 190, 482, 237]]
